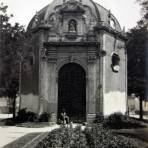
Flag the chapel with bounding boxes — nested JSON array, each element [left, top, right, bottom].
[[21, 0, 127, 122]]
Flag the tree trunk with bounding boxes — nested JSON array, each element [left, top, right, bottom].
[[139, 97, 143, 120], [12, 97, 16, 120]]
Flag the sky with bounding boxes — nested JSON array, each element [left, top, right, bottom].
[[1, 0, 141, 31]]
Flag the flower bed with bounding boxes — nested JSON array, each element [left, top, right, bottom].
[[35, 124, 138, 148]]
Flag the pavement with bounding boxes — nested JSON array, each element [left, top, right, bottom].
[[129, 114, 148, 120], [0, 114, 60, 148], [0, 124, 60, 148], [0, 114, 13, 120]]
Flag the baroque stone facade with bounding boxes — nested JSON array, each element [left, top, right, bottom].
[[21, 0, 127, 122]]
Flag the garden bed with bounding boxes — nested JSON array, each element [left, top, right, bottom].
[[35, 124, 139, 148]]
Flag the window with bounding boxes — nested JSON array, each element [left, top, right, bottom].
[[111, 52, 120, 72], [68, 19, 77, 32]]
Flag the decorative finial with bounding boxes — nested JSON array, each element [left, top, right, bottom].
[[63, 0, 66, 3], [108, 10, 111, 25], [35, 11, 39, 22], [123, 26, 125, 33], [108, 10, 111, 18]]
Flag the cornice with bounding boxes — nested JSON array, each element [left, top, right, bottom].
[[44, 41, 100, 47], [94, 23, 127, 41]]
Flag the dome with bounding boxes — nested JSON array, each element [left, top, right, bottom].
[[27, 0, 122, 32]]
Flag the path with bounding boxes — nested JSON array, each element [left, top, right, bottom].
[[0, 123, 59, 148]]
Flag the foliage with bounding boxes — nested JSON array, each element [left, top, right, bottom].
[[126, 23, 147, 98], [0, 3, 33, 119], [137, 0, 148, 26], [38, 112, 51, 122], [126, 0, 147, 99], [85, 124, 138, 148], [16, 108, 37, 123], [36, 126, 88, 148], [103, 112, 146, 129], [4, 119, 16, 126], [0, 3, 26, 97], [35, 124, 138, 148], [93, 112, 104, 124]]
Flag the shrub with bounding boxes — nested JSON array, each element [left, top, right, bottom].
[[104, 112, 124, 129], [5, 119, 15, 126], [27, 111, 37, 122], [94, 113, 104, 124], [38, 112, 50, 122], [16, 108, 37, 123], [85, 124, 138, 148], [104, 112, 146, 129]]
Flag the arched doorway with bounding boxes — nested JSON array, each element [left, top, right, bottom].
[[58, 63, 86, 122]]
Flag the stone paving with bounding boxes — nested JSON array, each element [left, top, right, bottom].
[[0, 124, 60, 148], [0, 114, 59, 148]]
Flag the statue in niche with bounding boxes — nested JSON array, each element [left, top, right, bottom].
[[41, 48, 47, 59], [69, 20, 77, 32]]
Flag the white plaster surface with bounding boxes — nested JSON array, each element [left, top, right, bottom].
[[21, 94, 39, 113], [104, 91, 126, 115]]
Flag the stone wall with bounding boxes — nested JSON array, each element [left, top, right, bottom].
[[0, 97, 10, 113], [128, 96, 148, 115], [103, 33, 127, 115]]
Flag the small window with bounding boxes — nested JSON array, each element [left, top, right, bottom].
[[68, 19, 77, 32], [110, 19, 116, 29], [111, 52, 120, 73]]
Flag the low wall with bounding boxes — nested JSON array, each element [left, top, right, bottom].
[[128, 96, 148, 115], [0, 97, 10, 113]]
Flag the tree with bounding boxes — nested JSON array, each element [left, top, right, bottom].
[[0, 3, 26, 119], [127, 26, 147, 97], [137, 0, 148, 27], [126, 0, 148, 119]]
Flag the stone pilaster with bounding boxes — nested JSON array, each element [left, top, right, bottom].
[[87, 60, 97, 122]]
